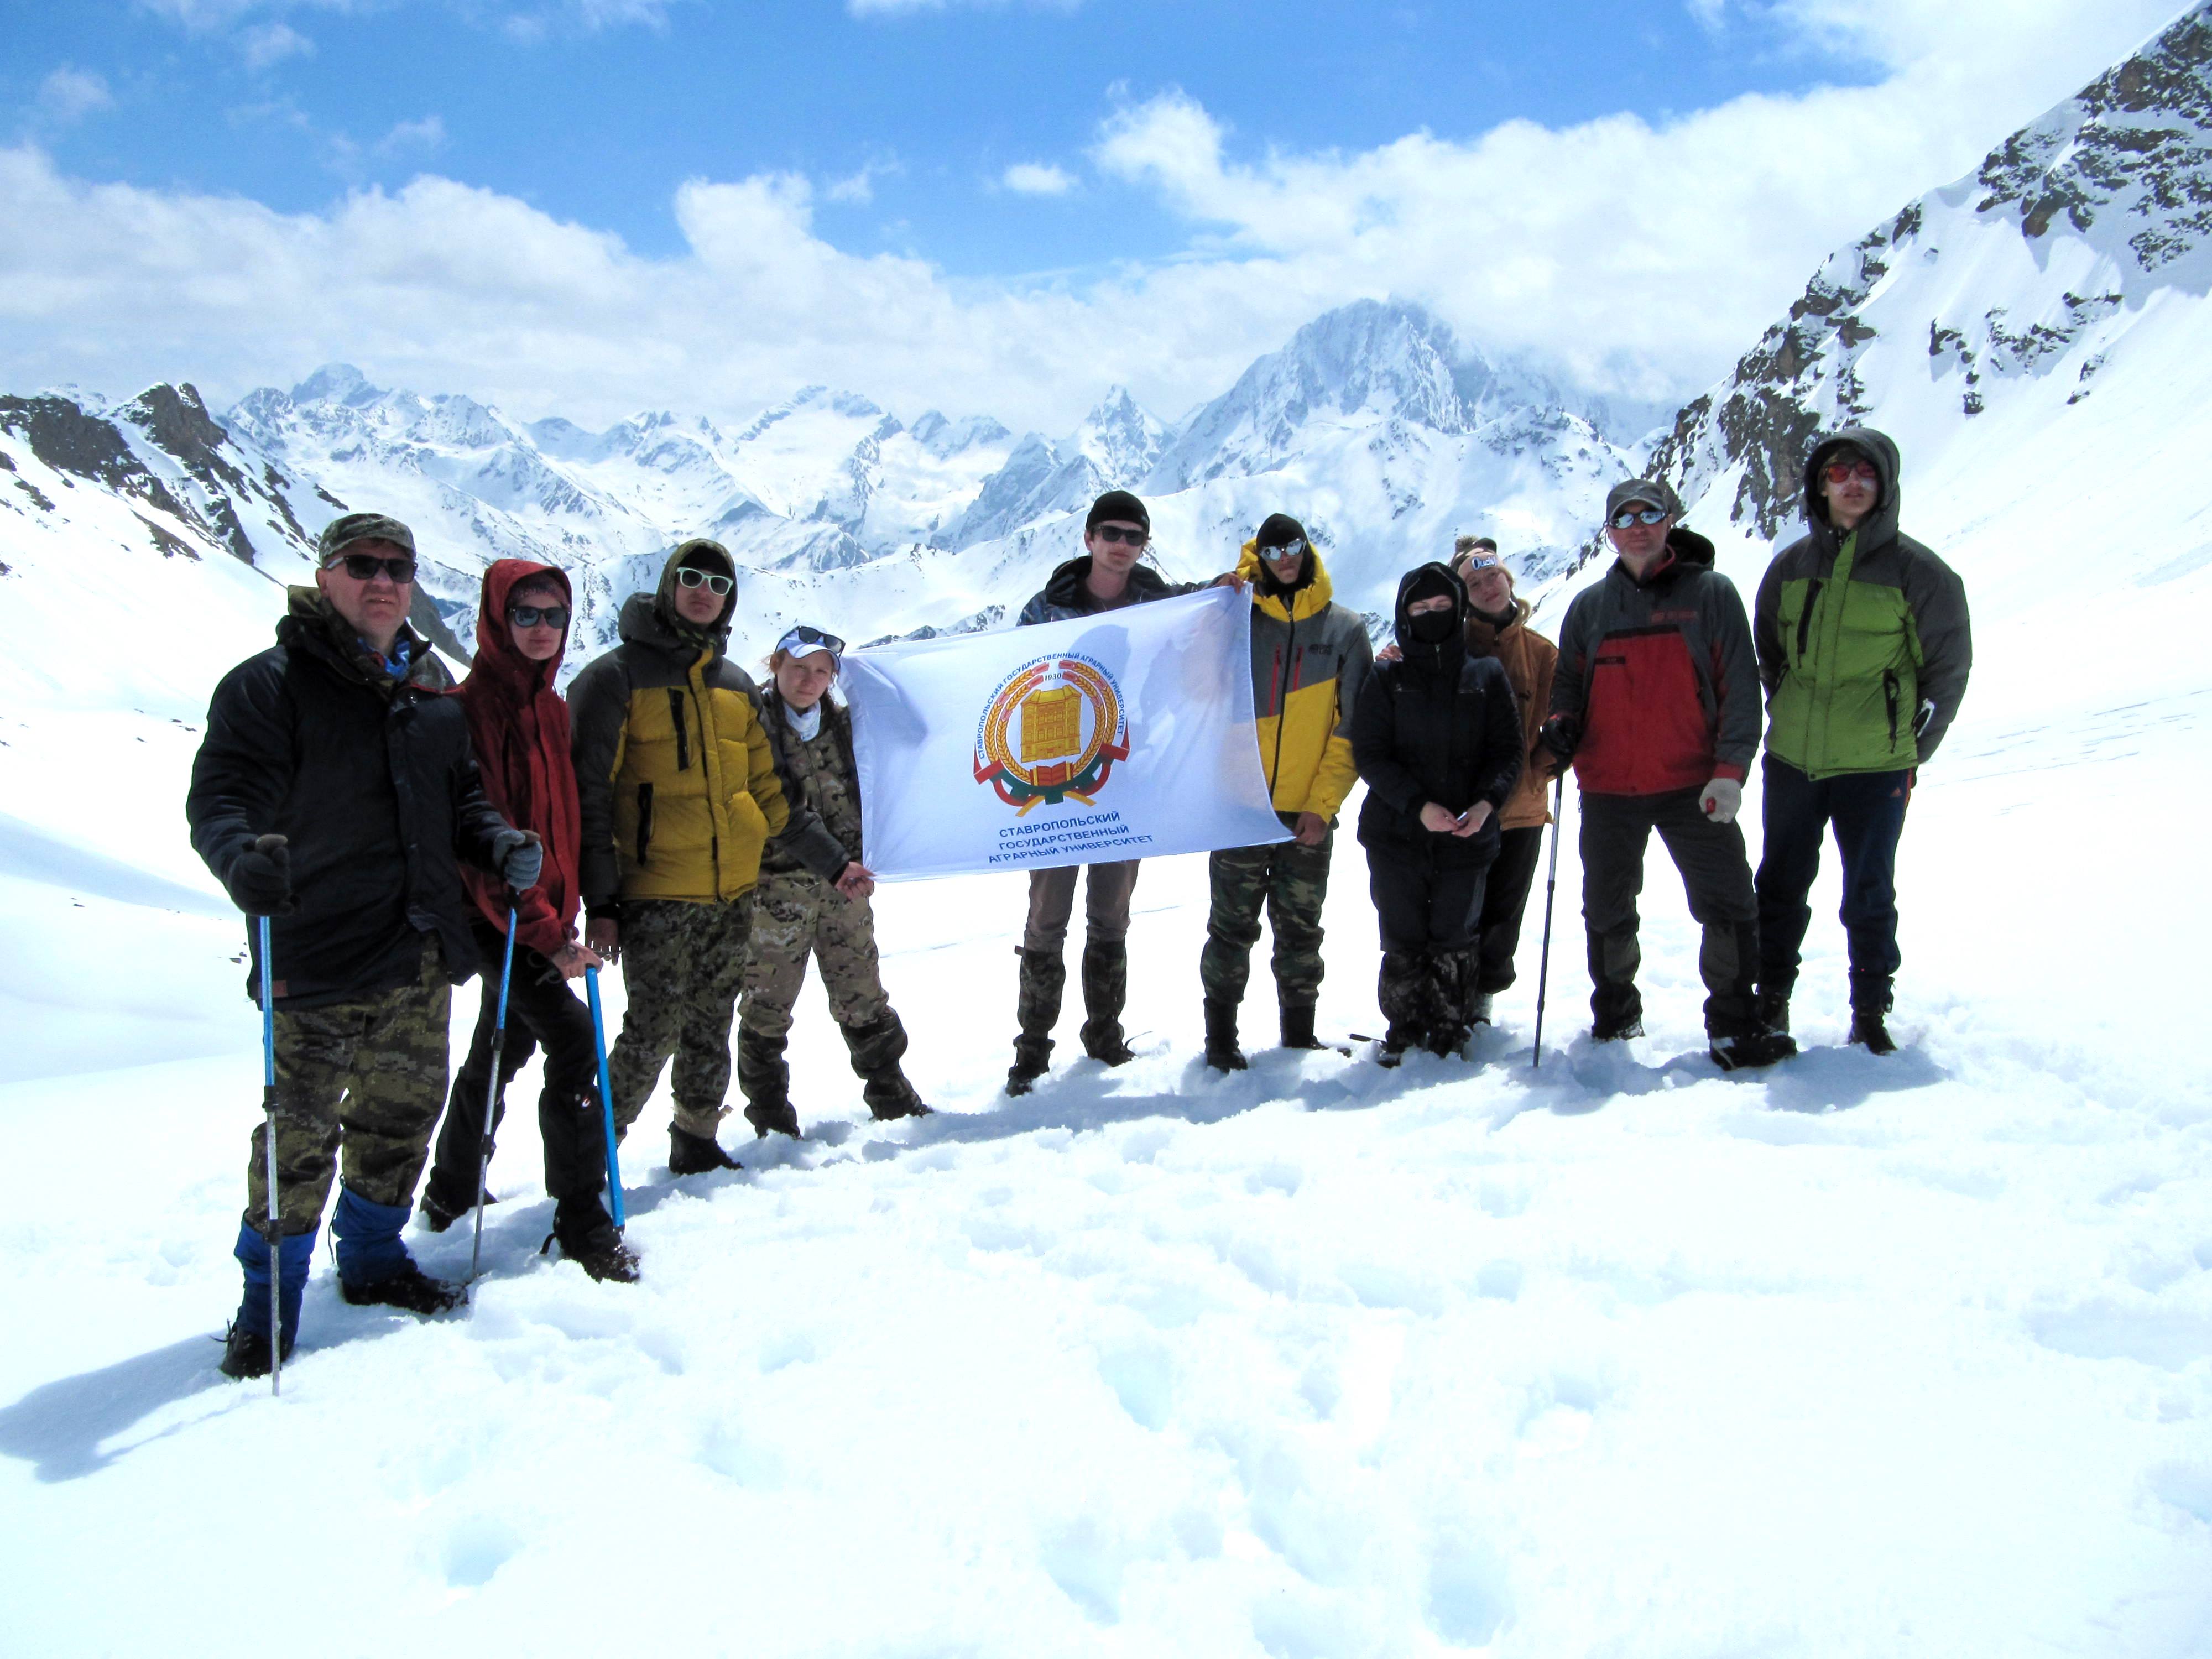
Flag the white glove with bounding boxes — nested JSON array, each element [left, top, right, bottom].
[[1699, 776, 1742, 825]]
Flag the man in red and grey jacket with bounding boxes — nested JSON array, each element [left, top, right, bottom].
[[1542, 479, 1793, 1069]]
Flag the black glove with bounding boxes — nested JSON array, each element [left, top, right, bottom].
[[494, 829, 544, 891], [1538, 712, 1580, 763], [228, 833, 291, 917]]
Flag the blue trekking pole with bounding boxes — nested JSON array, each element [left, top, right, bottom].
[[585, 966, 625, 1229], [467, 908, 520, 1284], [257, 912, 282, 1397]]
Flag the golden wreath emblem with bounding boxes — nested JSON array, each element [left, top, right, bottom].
[[973, 653, 1130, 816]]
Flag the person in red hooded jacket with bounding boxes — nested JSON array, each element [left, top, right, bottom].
[[416, 561, 638, 1282]]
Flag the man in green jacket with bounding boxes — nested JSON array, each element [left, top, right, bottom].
[[1752, 428, 1971, 1053]]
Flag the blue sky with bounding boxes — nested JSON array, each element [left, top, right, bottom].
[[0, 1, 2185, 427]]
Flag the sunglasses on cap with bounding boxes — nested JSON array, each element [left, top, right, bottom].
[[1260, 537, 1307, 561], [676, 567, 734, 596], [1609, 507, 1668, 529], [325, 550, 418, 583], [1822, 458, 1880, 484], [508, 603, 570, 631], [775, 624, 846, 658], [1091, 524, 1148, 546]]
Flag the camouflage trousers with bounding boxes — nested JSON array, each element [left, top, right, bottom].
[[606, 897, 753, 1140], [1199, 821, 1334, 1009], [737, 870, 912, 1111], [243, 941, 450, 1235]]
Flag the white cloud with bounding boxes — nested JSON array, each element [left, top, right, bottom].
[[0, 0, 2187, 433], [1000, 161, 1076, 197], [824, 157, 901, 206], [34, 68, 116, 127], [374, 115, 447, 157], [238, 20, 316, 67]]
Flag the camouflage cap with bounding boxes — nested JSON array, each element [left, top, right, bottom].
[[1604, 479, 1682, 520], [319, 512, 417, 563]]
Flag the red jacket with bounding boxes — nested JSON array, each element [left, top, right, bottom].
[[453, 560, 583, 959], [1549, 549, 1761, 797]]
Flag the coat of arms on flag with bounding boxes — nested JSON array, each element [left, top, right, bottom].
[[973, 653, 1129, 813]]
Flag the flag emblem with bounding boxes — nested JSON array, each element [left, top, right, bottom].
[[973, 653, 1130, 813]]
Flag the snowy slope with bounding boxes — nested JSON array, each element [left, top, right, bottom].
[[6, 11, 2212, 1653]]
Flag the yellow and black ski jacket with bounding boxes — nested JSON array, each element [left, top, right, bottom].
[[1235, 542, 1374, 821]]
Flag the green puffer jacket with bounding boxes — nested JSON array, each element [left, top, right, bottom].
[[1754, 427, 1972, 778]]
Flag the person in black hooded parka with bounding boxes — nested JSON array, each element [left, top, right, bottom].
[[1352, 563, 1525, 1060]]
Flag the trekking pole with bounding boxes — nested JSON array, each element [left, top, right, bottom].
[[1532, 773, 1566, 1070], [257, 913, 283, 1397], [585, 966, 625, 1229], [467, 908, 519, 1284]]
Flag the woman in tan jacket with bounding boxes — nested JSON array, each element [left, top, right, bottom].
[[1454, 540, 1559, 1023]]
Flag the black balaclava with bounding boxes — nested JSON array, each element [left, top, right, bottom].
[[1395, 562, 1467, 677]]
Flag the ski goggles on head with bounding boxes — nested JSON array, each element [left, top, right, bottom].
[[1822, 458, 1880, 484], [508, 603, 570, 631], [1608, 507, 1669, 529], [675, 567, 734, 596], [1259, 537, 1306, 561], [775, 624, 844, 661], [324, 551, 418, 583], [1091, 524, 1149, 546]]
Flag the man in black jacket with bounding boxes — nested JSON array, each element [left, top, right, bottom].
[[188, 512, 539, 1380], [1352, 564, 1525, 1062]]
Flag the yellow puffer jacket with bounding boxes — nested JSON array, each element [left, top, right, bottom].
[[570, 542, 847, 909], [1237, 542, 1375, 821]]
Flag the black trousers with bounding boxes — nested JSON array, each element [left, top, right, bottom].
[[424, 919, 607, 1211], [1474, 825, 1545, 993], [1755, 755, 1912, 991], [1579, 787, 1759, 1037], [1367, 840, 1496, 955]]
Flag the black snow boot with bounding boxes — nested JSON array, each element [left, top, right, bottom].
[[1591, 1010, 1645, 1042], [842, 1011, 933, 1119], [218, 1323, 293, 1381], [1078, 938, 1135, 1065], [551, 1198, 640, 1285], [339, 1261, 465, 1316], [1849, 972, 1897, 1055], [1753, 986, 1791, 1036], [737, 1029, 796, 1138], [1010, 946, 1062, 1091], [1203, 999, 1248, 1071], [669, 1125, 744, 1175], [1005, 1035, 1051, 1097], [1709, 1029, 1798, 1071], [1279, 1004, 1328, 1051]]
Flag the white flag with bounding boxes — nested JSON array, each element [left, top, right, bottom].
[[842, 587, 1291, 880]]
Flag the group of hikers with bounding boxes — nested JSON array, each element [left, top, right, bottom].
[[185, 425, 1969, 1379]]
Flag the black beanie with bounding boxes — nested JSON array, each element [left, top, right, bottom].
[[1254, 513, 1306, 550], [1086, 490, 1150, 533]]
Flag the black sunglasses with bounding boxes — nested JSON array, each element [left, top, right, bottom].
[[509, 604, 570, 630], [326, 551, 417, 583], [1092, 524, 1149, 546], [676, 567, 734, 596], [1609, 507, 1668, 529], [777, 624, 846, 655], [1260, 538, 1306, 560]]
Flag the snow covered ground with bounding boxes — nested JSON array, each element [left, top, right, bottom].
[[3, 645, 2209, 1654]]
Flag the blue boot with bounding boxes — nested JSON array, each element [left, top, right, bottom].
[[333, 1187, 462, 1314], [223, 1220, 315, 1378]]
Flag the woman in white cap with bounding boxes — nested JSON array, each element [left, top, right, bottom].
[[734, 625, 931, 1137]]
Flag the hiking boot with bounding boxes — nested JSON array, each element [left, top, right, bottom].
[[1591, 1012, 1645, 1042], [1849, 1011, 1898, 1055], [217, 1322, 293, 1381], [865, 1080, 933, 1121], [1203, 999, 1248, 1071], [743, 1100, 802, 1140], [1426, 1023, 1470, 1058], [1753, 987, 1791, 1035], [1709, 1029, 1798, 1071], [552, 1200, 640, 1285], [669, 1125, 743, 1174], [416, 1183, 489, 1234], [339, 1261, 465, 1316], [1006, 1034, 1051, 1097], [1279, 1004, 1328, 1051], [1081, 1024, 1136, 1066]]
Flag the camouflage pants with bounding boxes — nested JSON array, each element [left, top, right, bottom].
[[1199, 822, 1334, 1009], [243, 941, 450, 1235], [606, 897, 753, 1140], [737, 870, 912, 1111]]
